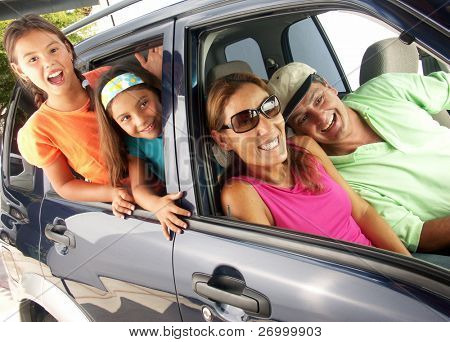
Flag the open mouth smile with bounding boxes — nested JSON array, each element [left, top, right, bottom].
[[258, 136, 279, 151], [47, 70, 64, 85], [321, 113, 336, 132]]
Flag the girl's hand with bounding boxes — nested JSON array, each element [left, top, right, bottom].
[[112, 188, 135, 219], [154, 192, 191, 240], [135, 46, 163, 80]]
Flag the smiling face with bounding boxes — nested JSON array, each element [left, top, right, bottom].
[[288, 81, 351, 145], [109, 87, 162, 139], [213, 83, 288, 168], [11, 29, 77, 99]]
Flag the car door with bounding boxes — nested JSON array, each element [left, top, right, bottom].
[[38, 19, 182, 322], [172, 0, 450, 322], [1, 85, 46, 297]]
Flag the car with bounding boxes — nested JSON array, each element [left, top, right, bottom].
[[1, 0, 449, 322]]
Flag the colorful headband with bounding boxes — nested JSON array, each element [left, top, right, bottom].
[[101, 72, 145, 108]]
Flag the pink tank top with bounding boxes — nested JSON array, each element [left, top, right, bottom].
[[233, 163, 372, 246]]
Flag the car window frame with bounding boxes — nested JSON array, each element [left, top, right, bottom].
[[186, 2, 449, 218], [1, 85, 37, 192], [179, 1, 450, 278]]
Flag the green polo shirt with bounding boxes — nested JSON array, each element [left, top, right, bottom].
[[330, 72, 450, 252]]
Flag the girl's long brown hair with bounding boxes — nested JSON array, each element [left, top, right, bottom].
[[94, 63, 162, 187], [207, 72, 323, 193], [3, 14, 93, 108]]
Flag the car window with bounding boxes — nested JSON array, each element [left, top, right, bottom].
[[193, 6, 450, 262], [7, 89, 36, 191], [288, 17, 346, 92], [317, 11, 400, 90], [225, 38, 268, 79]]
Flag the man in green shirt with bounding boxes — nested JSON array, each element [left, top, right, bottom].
[[268, 62, 450, 253]]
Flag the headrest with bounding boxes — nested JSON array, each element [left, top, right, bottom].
[[206, 61, 254, 167], [360, 38, 419, 85], [206, 60, 253, 91]]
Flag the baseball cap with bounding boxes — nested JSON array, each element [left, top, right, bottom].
[[268, 62, 316, 120]]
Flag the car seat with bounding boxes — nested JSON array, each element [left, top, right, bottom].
[[206, 60, 253, 94], [360, 37, 450, 127]]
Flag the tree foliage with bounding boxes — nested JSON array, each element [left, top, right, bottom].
[[0, 7, 92, 113], [0, 19, 16, 114]]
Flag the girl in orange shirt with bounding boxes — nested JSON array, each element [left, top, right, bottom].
[[3, 15, 159, 218]]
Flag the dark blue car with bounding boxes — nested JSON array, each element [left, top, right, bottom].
[[1, 0, 449, 321]]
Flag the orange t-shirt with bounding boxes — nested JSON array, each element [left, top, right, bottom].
[[17, 68, 110, 184]]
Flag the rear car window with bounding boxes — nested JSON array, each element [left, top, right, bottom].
[[225, 38, 268, 79], [288, 17, 345, 92]]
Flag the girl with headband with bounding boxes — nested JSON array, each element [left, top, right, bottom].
[[95, 64, 191, 239]]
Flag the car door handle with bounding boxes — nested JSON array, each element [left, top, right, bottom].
[[192, 273, 271, 318], [44, 217, 76, 248]]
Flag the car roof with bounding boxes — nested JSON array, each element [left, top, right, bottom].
[[72, 0, 224, 53], [73, 0, 448, 63]]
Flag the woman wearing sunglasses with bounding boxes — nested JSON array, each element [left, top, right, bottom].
[[208, 73, 410, 255]]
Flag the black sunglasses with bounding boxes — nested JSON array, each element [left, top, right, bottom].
[[221, 95, 281, 133]]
